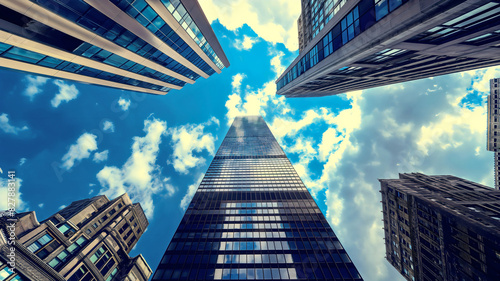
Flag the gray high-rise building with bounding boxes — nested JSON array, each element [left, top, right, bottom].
[[277, 0, 500, 98], [487, 77, 500, 189], [152, 116, 363, 280], [0, 0, 229, 95], [380, 173, 500, 281], [0, 193, 151, 281]]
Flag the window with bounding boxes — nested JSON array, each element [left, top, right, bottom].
[[57, 223, 75, 236], [49, 249, 70, 269], [91, 245, 116, 277], [27, 234, 54, 258], [68, 265, 94, 281]]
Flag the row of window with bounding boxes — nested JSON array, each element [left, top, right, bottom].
[[190, 208, 320, 215], [198, 188, 307, 193], [110, 0, 216, 75], [161, 0, 225, 69], [277, 0, 407, 90], [49, 236, 88, 269], [33, 0, 201, 81], [0, 43, 172, 93], [167, 239, 343, 252], [173, 230, 335, 240], [409, 2, 500, 44]]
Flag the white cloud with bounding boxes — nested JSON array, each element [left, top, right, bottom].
[[180, 173, 204, 210], [93, 150, 109, 163], [24, 75, 49, 101], [19, 158, 27, 166], [102, 121, 115, 133], [169, 117, 219, 174], [97, 117, 175, 218], [199, 0, 301, 50], [61, 133, 98, 170], [307, 70, 494, 281], [51, 80, 79, 108], [0, 113, 28, 135], [118, 97, 131, 111], [38, 203, 44, 208], [58, 205, 66, 210], [225, 54, 289, 125], [234, 35, 259, 50], [0, 178, 26, 211]]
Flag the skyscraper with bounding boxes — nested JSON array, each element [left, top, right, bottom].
[[0, 193, 151, 281], [277, 0, 500, 98], [380, 173, 500, 281], [488, 77, 500, 190], [0, 0, 229, 95], [152, 116, 363, 281]]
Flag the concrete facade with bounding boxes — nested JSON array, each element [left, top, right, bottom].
[[0, 194, 152, 281], [277, 0, 500, 98], [487, 78, 500, 190], [0, 0, 229, 95], [380, 173, 500, 281]]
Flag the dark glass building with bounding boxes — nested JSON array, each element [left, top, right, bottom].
[[0, 0, 229, 95], [277, 0, 500, 98], [380, 173, 500, 281], [152, 116, 363, 280]]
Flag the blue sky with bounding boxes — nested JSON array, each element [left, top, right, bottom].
[[0, 1, 498, 280]]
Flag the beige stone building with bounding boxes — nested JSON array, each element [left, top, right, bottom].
[[0, 193, 151, 281]]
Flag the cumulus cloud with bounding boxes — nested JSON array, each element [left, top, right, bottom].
[[225, 53, 289, 125], [200, 0, 300, 50], [180, 173, 205, 210], [118, 97, 131, 111], [297, 70, 494, 281], [102, 121, 115, 132], [51, 80, 79, 108], [0, 178, 26, 211], [38, 203, 44, 208], [24, 75, 49, 100], [93, 150, 109, 163], [234, 35, 259, 50], [97, 117, 175, 218], [0, 113, 28, 135], [61, 133, 98, 170], [169, 117, 219, 174]]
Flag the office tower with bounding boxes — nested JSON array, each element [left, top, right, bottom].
[[380, 173, 500, 281], [152, 116, 363, 281], [0, 0, 229, 95], [488, 77, 500, 189], [277, 0, 500, 98], [0, 193, 151, 281]]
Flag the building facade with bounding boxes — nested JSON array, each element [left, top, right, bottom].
[[277, 0, 500, 98], [0, 0, 229, 95], [0, 193, 151, 281], [380, 173, 500, 281], [152, 116, 363, 281], [487, 77, 500, 189]]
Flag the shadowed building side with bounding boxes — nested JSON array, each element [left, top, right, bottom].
[[277, 0, 500, 98], [0, 0, 229, 95]]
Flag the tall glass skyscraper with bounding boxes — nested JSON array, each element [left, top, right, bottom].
[[152, 116, 363, 281], [0, 0, 229, 95]]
